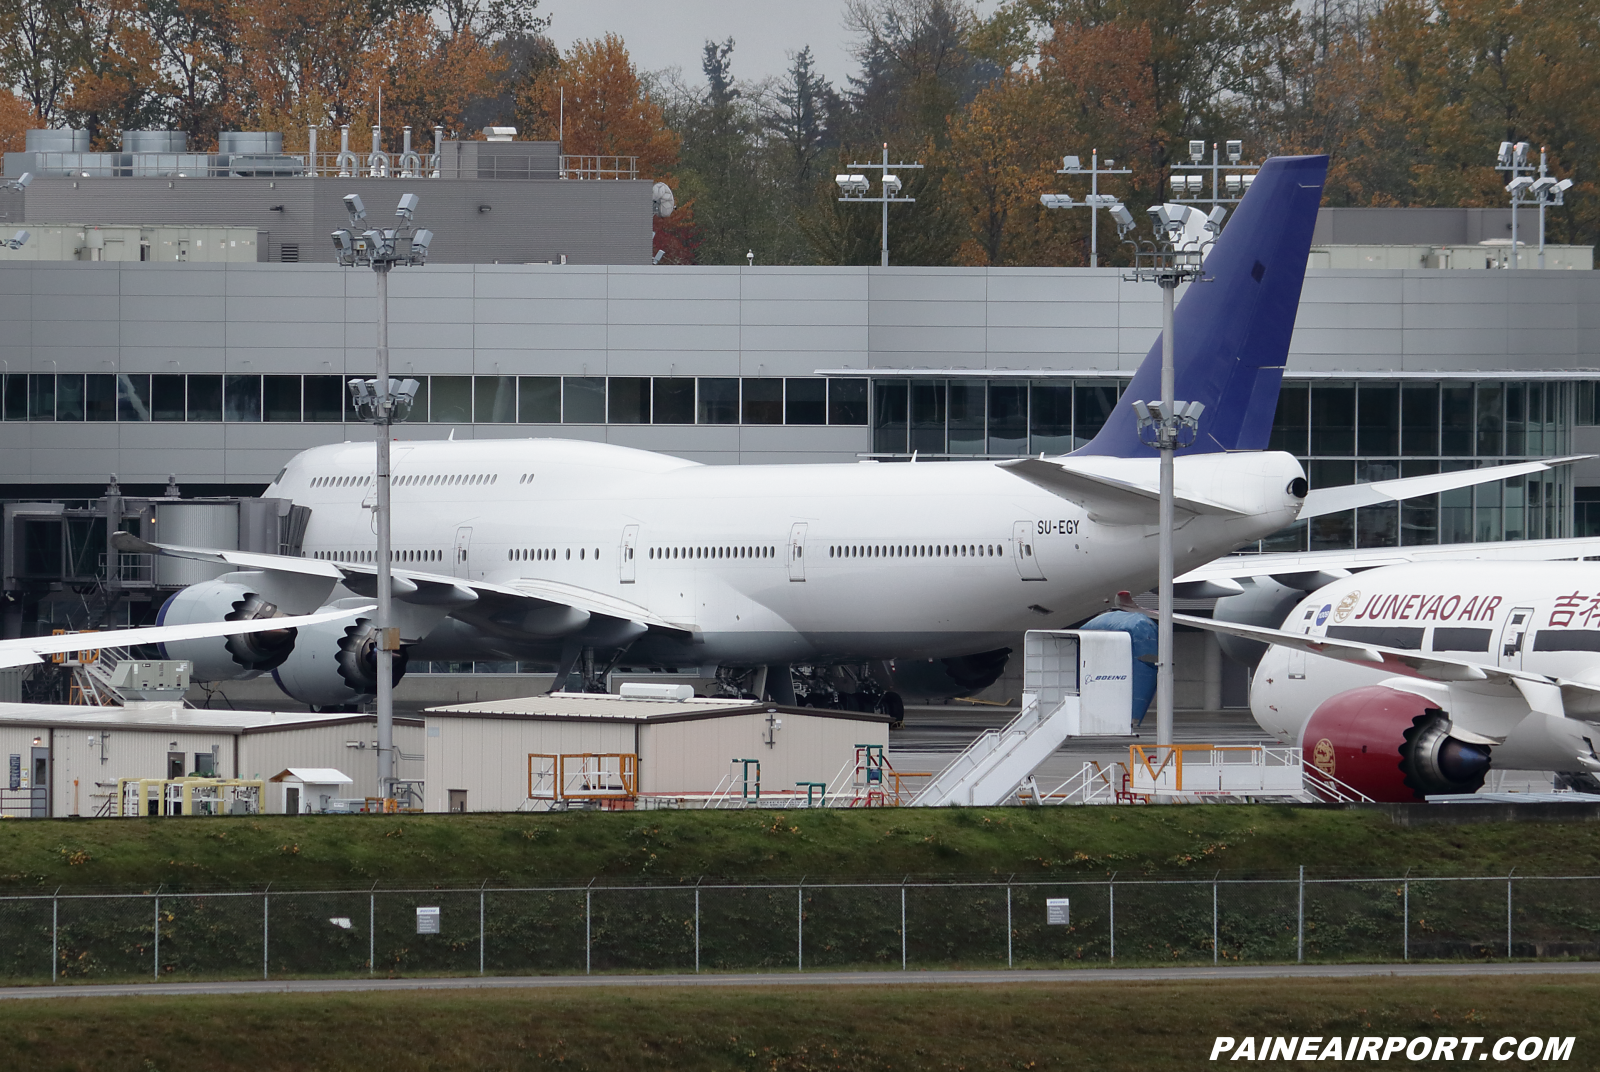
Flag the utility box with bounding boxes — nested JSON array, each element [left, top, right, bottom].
[[1022, 629, 1134, 736]]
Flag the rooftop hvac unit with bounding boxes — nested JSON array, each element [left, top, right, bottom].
[[26, 129, 89, 153], [219, 131, 284, 155], [123, 130, 188, 153]]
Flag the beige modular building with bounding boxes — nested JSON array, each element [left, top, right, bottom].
[[424, 694, 891, 813], [0, 702, 422, 816]]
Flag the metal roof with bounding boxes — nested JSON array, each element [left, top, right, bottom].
[[269, 768, 353, 784], [426, 693, 890, 725], [0, 702, 420, 734]]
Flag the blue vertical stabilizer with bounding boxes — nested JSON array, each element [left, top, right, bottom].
[[1075, 154, 1328, 458]]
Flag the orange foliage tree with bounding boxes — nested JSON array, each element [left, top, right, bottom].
[[516, 33, 679, 177], [0, 92, 37, 152], [942, 20, 1161, 265]]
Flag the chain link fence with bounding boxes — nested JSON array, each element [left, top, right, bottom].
[[1, 874, 1597, 984]]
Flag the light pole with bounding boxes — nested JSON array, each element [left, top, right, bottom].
[[836, 143, 923, 267], [1528, 148, 1574, 270], [330, 192, 432, 800], [1040, 151, 1132, 266], [1124, 203, 1215, 749], [1169, 140, 1259, 212], [1496, 141, 1535, 269]]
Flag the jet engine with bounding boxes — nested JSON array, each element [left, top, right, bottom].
[[1212, 576, 1308, 668], [882, 648, 1011, 701], [270, 606, 408, 709], [156, 580, 298, 680], [1301, 684, 1491, 802]]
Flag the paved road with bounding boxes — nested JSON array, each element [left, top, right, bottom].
[[4, 960, 1597, 1001]]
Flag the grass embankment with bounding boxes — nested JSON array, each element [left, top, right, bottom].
[[4, 976, 1594, 1071], [2, 807, 1598, 890]]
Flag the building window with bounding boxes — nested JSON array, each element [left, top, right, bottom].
[[653, 377, 695, 424], [697, 378, 738, 424], [222, 374, 259, 422], [741, 378, 783, 425], [518, 377, 560, 423], [562, 377, 605, 423], [474, 375, 516, 423], [608, 377, 650, 424]]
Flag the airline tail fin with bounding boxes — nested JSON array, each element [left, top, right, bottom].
[[1076, 154, 1328, 458]]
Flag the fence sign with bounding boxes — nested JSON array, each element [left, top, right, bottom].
[[416, 906, 440, 934], [1046, 897, 1070, 925]]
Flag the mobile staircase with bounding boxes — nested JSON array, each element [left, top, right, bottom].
[[910, 629, 1136, 807]]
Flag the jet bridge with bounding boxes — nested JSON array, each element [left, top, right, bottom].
[[910, 629, 1135, 807]]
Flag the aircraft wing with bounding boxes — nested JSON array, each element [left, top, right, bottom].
[[109, 533, 693, 643], [1297, 455, 1593, 518], [1175, 612, 1600, 731], [1174, 612, 1508, 682], [1177, 534, 1600, 593], [0, 604, 372, 670]]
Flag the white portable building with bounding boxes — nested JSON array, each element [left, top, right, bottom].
[[424, 693, 891, 812]]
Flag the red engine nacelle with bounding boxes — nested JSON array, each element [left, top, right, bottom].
[[1302, 685, 1491, 803]]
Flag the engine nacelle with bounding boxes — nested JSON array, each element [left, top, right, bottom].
[[270, 606, 408, 709], [1302, 685, 1491, 802], [157, 580, 298, 681], [884, 648, 1011, 701], [1213, 576, 1307, 668]]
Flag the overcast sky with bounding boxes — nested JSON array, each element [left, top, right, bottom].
[[546, 0, 859, 89]]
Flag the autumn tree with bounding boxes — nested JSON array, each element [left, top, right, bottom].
[[517, 33, 678, 176], [0, 91, 36, 152]]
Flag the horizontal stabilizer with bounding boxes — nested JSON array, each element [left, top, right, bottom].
[[1298, 455, 1593, 518], [997, 457, 1245, 524]]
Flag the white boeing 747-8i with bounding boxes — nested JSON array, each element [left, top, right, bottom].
[[113, 155, 1576, 715]]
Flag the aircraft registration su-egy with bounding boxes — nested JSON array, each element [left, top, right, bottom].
[[115, 155, 1581, 736]]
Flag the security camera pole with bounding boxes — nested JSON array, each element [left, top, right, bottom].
[[1125, 205, 1214, 748], [1040, 151, 1132, 267], [836, 143, 923, 267], [330, 192, 433, 801]]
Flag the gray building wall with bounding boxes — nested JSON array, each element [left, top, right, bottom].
[[1313, 206, 1524, 246], [13, 176, 651, 265], [0, 260, 1595, 484]]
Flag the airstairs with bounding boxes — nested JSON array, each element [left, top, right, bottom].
[[910, 630, 1135, 807]]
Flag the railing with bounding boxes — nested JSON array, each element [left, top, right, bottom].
[[19, 150, 639, 181], [97, 553, 153, 584], [560, 155, 638, 180], [0, 870, 1591, 984], [0, 788, 46, 818]]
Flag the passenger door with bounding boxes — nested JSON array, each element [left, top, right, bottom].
[[452, 526, 473, 579], [1012, 521, 1046, 581], [619, 525, 639, 583], [1498, 606, 1535, 670], [788, 523, 807, 581]]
